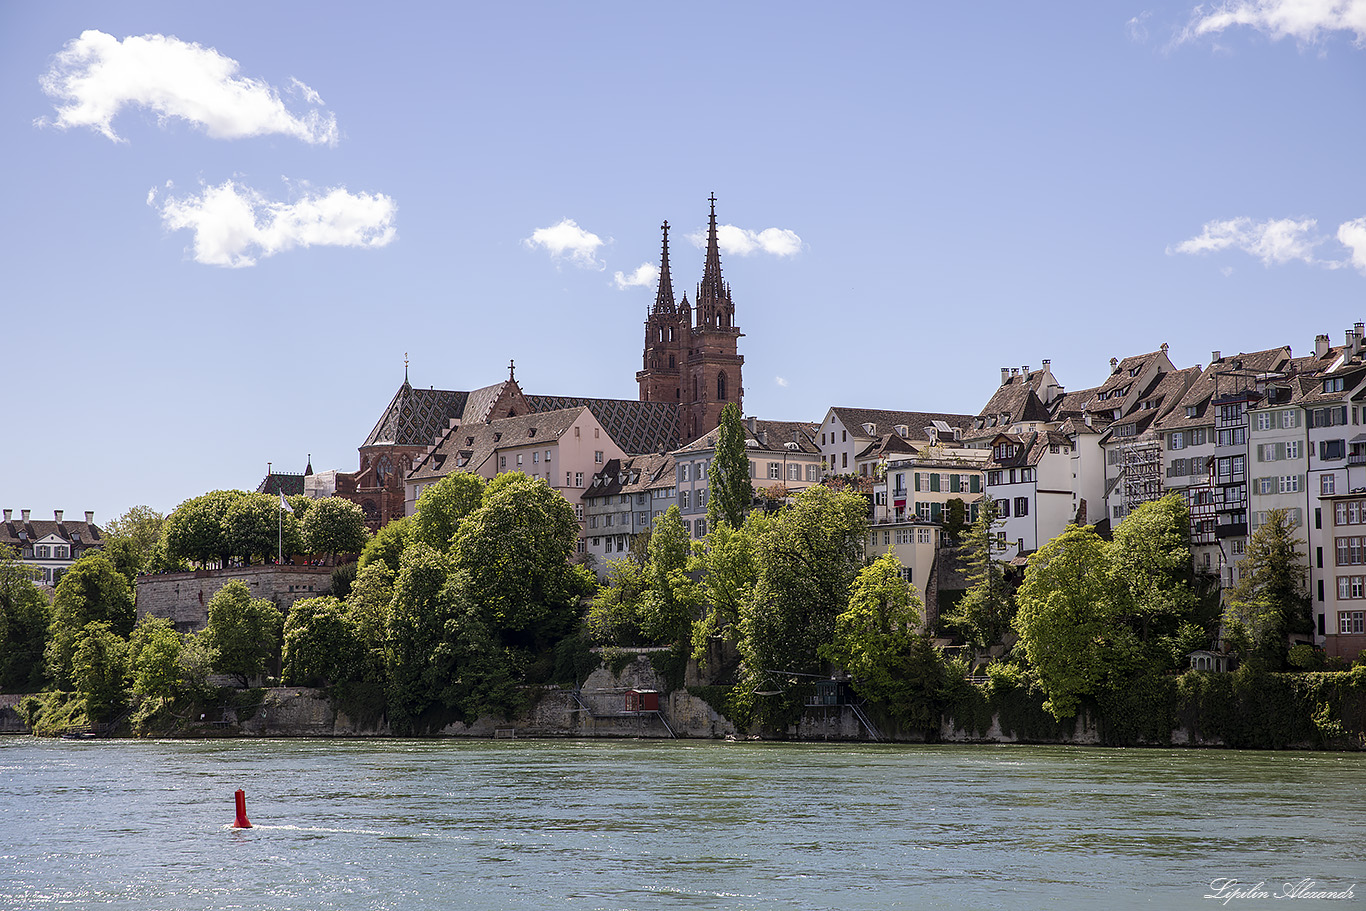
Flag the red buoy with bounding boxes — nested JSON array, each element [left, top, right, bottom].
[[232, 789, 252, 828]]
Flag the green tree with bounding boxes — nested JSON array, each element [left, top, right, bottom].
[[1013, 523, 1126, 719], [282, 596, 362, 687], [358, 516, 414, 575], [302, 497, 370, 563], [201, 581, 284, 686], [225, 492, 302, 564], [451, 474, 592, 640], [1110, 494, 1199, 645], [102, 505, 169, 584], [162, 490, 245, 568], [944, 496, 1013, 651], [586, 556, 650, 645], [413, 473, 486, 551], [691, 510, 770, 666], [46, 553, 135, 687], [941, 498, 969, 547], [587, 507, 698, 647], [71, 621, 129, 722], [707, 402, 752, 531], [1225, 507, 1310, 671], [385, 543, 461, 732], [0, 547, 50, 692], [739, 485, 868, 681], [128, 615, 184, 699]]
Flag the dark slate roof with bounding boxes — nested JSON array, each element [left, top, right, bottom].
[[362, 382, 470, 448], [984, 432, 1043, 469], [1292, 364, 1366, 408], [832, 407, 975, 443], [408, 407, 589, 483], [526, 395, 680, 455], [1153, 347, 1293, 432], [972, 373, 1053, 430], [856, 432, 922, 461], [677, 418, 820, 455], [255, 472, 305, 496], [1, 518, 102, 548], [581, 453, 675, 503]]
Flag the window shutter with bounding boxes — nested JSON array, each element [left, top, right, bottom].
[[1342, 406, 1350, 426], [914, 472, 921, 492], [1307, 410, 1316, 428], [930, 474, 940, 492], [970, 475, 981, 493]]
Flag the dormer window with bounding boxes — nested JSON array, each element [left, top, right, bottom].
[[1325, 377, 1345, 393], [1185, 405, 1198, 418], [1129, 366, 1141, 377], [1117, 423, 1137, 437], [863, 423, 876, 435]]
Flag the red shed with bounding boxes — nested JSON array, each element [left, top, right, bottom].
[[625, 689, 660, 712]]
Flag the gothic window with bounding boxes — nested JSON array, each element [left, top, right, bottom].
[[377, 454, 393, 485], [668, 354, 675, 368], [717, 371, 728, 401], [361, 500, 379, 522], [668, 327, 675, 341]]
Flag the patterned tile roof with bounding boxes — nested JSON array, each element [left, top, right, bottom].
[[526, 395, 680, 455], [255, 472, 305, 496], [362, 382, 470, 448]]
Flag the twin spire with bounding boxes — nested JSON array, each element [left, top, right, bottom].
[[651, 194, 731, 329]]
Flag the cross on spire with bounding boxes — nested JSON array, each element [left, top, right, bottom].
[[404, 352, 409, 385], [509, 358, 516, 381], [653, 219, 675, 314]]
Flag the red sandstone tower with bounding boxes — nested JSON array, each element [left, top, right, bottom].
[[636, 195, 744, 444]]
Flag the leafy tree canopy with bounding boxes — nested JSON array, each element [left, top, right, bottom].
[[0, 546, 50, 692], [46, 553, 135, 687], [302, 497, 370, 562], [707, 402, 752, 531], [358, 516, 413, 575], [225, 493, 302, 564], [1225, 507, 1310, 671], [414, 473, 486, 551], [201, 580, 284, 686], [163, 490, 245, 567]]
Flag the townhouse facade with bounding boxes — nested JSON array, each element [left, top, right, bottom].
[[1, 509, 104, 588], [581, 453, 675, 576]]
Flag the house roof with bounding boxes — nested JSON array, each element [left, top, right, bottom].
[[677, 418, 820, 455], [581, 452, 676, 502], [407, 406, 590, 483], [525, 395, 680, 455], [362, 382, 471, 448], [1153, 346, 1293, 432], [1, 518, 102, 549], [1100, 366, 1202, 443], [972, 369, 1055, 431], [255, 472, 305, 496], [831, 407, 974, 443]]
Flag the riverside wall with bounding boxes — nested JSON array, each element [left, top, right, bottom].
[[135, 566, 334, 632]]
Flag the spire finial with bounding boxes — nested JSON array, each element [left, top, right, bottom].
[[653, 219, 676, 314], [697, 193, 725, 326], [509, 358, 516, 381], [404, 352, 409, 385]]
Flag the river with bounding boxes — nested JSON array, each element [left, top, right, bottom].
[[1, 738, 1361, 910]]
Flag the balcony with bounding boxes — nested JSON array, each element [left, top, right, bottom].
[[1215, 522, 1248, 539], [1351, 452, 1366, 466]]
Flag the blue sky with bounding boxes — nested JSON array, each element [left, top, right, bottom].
[[3, 1, 1365, 524]]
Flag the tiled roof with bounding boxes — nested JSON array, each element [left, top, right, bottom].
[[408, 406, 589, 483], [1153, 346, 1293, 432], [362, 382, 470, 448], [1, 518, 102, 548], [1292, 364, 1366, 408], [255, 472, 305, 496], [526, 395, 680, 455], [677, 418, 820, 454], [832, 407, 974, 442], [972, 376, 1053, 431], [581, 453, 676, 503], [1095, 348, 1168, 397]]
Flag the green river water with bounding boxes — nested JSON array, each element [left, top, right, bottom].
[[1, 738, 1361, 910]]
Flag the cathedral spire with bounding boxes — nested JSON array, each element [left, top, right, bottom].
[[697, 193, 727, 326], [653, 220, 675, 314]]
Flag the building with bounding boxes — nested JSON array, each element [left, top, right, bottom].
[[636, 196, 745, 444], [673, 416, 822, 538], [581, 453, 675, 575], [876, 448, 989, 525], [864, 518, 942, 627], [817, 406, 974, 478], [1, 509, 103, 588]]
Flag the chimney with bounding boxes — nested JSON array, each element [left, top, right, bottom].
[[1356, 321, 1364, 338], [1109, 357, 1118, 371], [1347, 329, 1355, 347], [1022, 365, 1030, 375], [746, 416, 757, 434], [21, 509, 30, 522], [1316, 334, 1330, 358], [1041, 359, 1051, 369], [1212, 350, 1221, 362], [2, 509, 9, 522], [1001, 368, 1011, 384], [54, 510, 63, 522], [1160, 342, 1168, 352], [1010, 368, 1019, 377], [85, 510, 94, 525]]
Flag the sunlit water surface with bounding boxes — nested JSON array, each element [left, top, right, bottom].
[[1, 738, 1362, 910]]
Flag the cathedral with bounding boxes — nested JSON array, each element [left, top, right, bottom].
[[338, 196, 745, 529], [636, 194, 745, 444]]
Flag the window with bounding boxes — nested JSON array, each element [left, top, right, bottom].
[[987, 470, 1003, 486], [842, 453, 848, 468], [1337, 537, 1363, 566], [999, 499, 1010, 518], [680, 490, 690, 509], [1015, 497, 1029, 517], [589, 516, 598, 529], [1019, 468, 1035, 483], [788, 463, 800, 481], [1323, 474, 1337, 495], [546, 450, 552, 462], [1321, 439, 1347, 461], [1191, 429, 1207, 446], [1281, 411, 1296, 429], [575, 472, 584, 487], [1186, 406, 1199, 418], [1256, 413, 1272, 431], [680, 464, 690, 482], [807, 465, 818, 481], [768, 462, 781, 480], [595, 451, 604, 463], [36, 545, 49, 559], [532, 451, 539, 463], [567, 472, 573, 487], [1325, 377, 1345, 394], [1341, 611, 1365, 633], [917, 527, 932, 545], [516, 453, 523, 466], [1170, 432, 1185, 450], [499, 456, 507, 469], [695, 518, 707, 537]]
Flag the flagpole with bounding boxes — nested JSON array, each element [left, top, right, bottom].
[[278, 495, 283, 565]]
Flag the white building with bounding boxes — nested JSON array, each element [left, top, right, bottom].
[[1, 509, 104, 588]]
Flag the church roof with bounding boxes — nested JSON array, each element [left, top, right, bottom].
[[256, 472, 305, 496], [525, 395, 680, 455], [362, 382, 470, 448]]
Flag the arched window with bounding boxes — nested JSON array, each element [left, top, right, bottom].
[[717, 371, 728, 401], [668, 327, 675, 341]]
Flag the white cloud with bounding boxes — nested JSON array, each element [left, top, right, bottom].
[[613, 262, 659, 290], [38, 30, 338, 144], [687, 224, 804, 257], [154, 180, 396, 267], [1338, 218, 1366, 271], [524, 218, 606, 269], [775, 376, 789, 388], [1127, 11, 1153, 42], [1180, 0, 1366, 45], [1168, 216, 1325, 265]]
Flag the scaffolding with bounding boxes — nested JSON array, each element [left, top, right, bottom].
[[1119, 434, 1164, 516]]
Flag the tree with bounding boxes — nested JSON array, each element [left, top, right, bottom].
[[413, 473, 486, 551], [943, 496, 1013, 651], [1225, 507, 1310, 671], [587, 507, 698, 647], [385, 543, 461, 732], [1109, 494, 1199, 644], [71, 621, 129, 722], [162, 490, 245, 568], [941, 498, 969, 547], [201, 581, 284, 686], [128, 615, 184, 699], [358, 516, 413, 575], [282, 596, 362, 687], [738, 485, 868, 680], [690, 510, 769, 668], [707, 402, 752, 531], [1013, 523, 1126, 720], [0, 546, 50, 692], [451, 474, 592, 639], [822, 553, 943, 723], [225, 493, 301, 564], [102, 506, 169, 584], [302, 497, 370, 563], [586, 557, 650, 645], [46, 553, 135, 687]]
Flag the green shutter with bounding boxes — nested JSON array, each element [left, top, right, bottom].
[[970, 475, 981, 493], [930, 473, 940, 492], [930, 502, 942, 522], [914, 472, 921, 492], [950, 474, 961, 493]]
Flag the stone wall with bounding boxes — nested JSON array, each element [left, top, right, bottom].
[[135, 566, 334, 632], [0, 694, 30, 734]]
